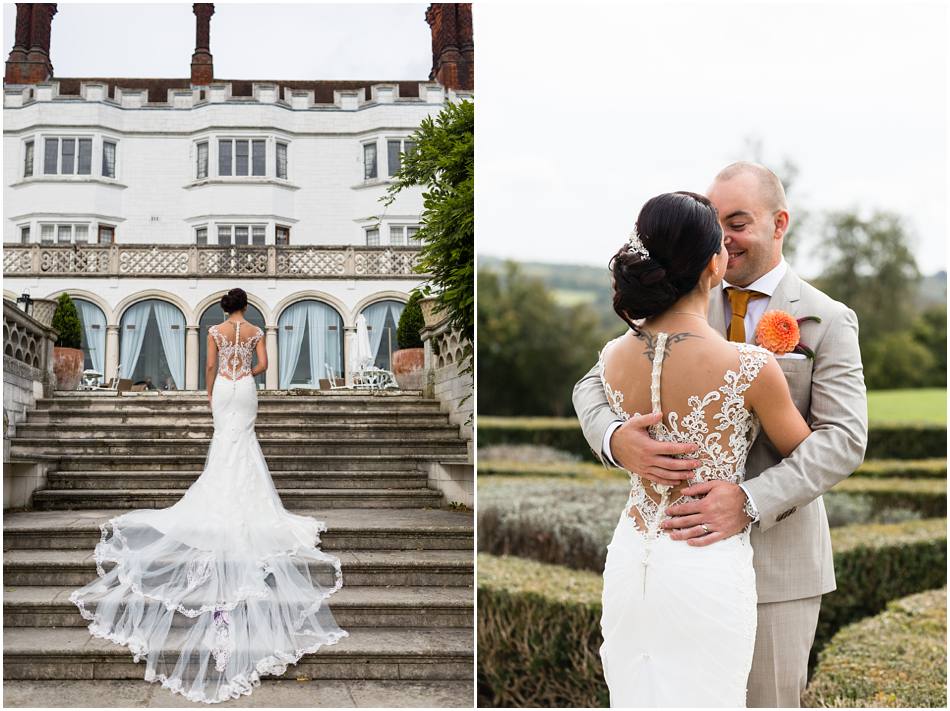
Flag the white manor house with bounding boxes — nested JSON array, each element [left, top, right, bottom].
[[3, 3, 474, 392]]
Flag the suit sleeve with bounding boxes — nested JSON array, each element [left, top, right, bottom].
[[742, 306, 868, 532], [572, 361, 623, 469]]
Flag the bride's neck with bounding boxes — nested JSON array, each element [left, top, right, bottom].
[[646, 287, 711, 330]]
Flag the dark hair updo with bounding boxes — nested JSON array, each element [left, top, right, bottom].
[[610, 191, 722, 332], [221, 288, 248, 314]]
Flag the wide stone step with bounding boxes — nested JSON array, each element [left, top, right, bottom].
[[2, 626, 473, 681], [53, 454, 467, 472], [32, 488, 445, 511], [4, 549, 472, 587], [47, 471, 429, 490], [4, 585, 473, 629], [1, 678, 475, 708], [23, 414, 454, 428], [3, 509, 473, 551], [11, 438, 466, 457]]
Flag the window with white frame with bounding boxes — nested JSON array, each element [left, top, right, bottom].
[[276, 142, 288, 180], [40, 223, 93, 244], [19, 225, 30, 244], [365, 227, 380, 246], [24, 140, 34, 177], [196, 141, 209, 179], [216, 224, 268, 246], [387, 137, 416, 177], [218, 138, 267, 177], [101, 140, 117, 178], [363, 141, 378, 180], [195, 226, 208, 245], [44, 137, 94, 175], [276, 225, 290, 246], [390, 225, 422, 246]]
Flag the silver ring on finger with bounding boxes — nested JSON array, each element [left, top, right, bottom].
[[700, 523, 711, 534]]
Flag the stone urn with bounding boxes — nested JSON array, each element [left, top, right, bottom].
[[52, 347, 84, 391], [27, 298, 58, 328], [419, 295, 447, 328], [392, 348, 424, 390]]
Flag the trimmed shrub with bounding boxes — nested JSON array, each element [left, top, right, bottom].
[[51, 292, 82, 349], [478, 417, 948, 461], [396, 290, 425, 349], [853, 458, 947, 479], [831, 477, 946, 518], [477, 554, 607, 708], [478, 520, 948, 709], [803, 588, 946, 708]]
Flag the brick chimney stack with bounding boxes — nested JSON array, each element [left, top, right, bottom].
[[5, 3, 58, 84], [191, 3, 215, 85], [426, 3, 474, 92]]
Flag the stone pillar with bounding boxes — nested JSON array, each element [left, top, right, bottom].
[[185, 326, 200, 390], [191, 4, 215, 85], [343, 325, 357, 387], [105, 325, 119, 384], [265, 326, 278, 389], [5, 3, 56, 84]]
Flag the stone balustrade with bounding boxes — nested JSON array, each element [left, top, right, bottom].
[[3, 244, 425, 279]]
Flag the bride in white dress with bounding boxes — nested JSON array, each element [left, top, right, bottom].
[[70, 287, 348, 704], [597, 193, 812, 707]]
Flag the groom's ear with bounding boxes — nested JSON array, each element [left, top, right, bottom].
[[773, 210, 790, 241]]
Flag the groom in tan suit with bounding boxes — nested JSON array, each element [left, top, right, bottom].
[[572, 162, 868, 707]]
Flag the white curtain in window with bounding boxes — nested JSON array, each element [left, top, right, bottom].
[[75, 300, 106, 375], [305, 302, 339, 384], [119, 302, 152, 379], [152, 301, 186, 390], [278, 304, 308, 389], [362, 301, 406, 361]]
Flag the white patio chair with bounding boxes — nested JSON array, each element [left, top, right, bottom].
[[325, 364, 349, 390]]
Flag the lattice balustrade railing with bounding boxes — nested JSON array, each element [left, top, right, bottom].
[[2, 244, 425, 279]]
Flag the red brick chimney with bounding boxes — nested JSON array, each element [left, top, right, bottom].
[[5, 4, 58, 84], [191, 3, 215, 85], [426, 3, 474, 92]]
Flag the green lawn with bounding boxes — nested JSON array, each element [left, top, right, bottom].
[[868, 389, 946, 425]]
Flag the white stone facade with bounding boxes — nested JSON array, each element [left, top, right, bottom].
[[3, 80, 472, 390]]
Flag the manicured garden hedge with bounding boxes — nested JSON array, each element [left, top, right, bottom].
[[477, 519, 947, 707], [851, 458, 946, 479], [479, 417, 947, 460], [830, 477, 946, 519], [803, 588, 946, 708]]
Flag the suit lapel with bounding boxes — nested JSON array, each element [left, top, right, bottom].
[[766, 266, 803, 317]]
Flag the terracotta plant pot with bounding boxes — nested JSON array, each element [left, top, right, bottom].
[[53, 347, 84, 391], [392, 347, 424, 390]]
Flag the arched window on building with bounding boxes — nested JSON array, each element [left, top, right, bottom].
[[118, 299, 186, 390], [198, 301, 266, 390], [277, 300, 344, 389], [359, 299, 406, 371], [72, 298, 107, 376]]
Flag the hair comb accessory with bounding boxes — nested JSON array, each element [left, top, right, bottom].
[[627, 228, 651, 260]]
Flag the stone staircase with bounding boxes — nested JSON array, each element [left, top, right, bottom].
[[3, 389, 474, 707]]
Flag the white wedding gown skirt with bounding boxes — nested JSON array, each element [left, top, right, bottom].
[[600, 507, 758, 707], [69, 375, 348, 704]]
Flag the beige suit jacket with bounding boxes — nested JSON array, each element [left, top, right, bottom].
[[572, 267, 868, 603]]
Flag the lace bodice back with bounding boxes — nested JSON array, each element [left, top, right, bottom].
[[598, 331, 770, 539], [209, 321, 264, 381]]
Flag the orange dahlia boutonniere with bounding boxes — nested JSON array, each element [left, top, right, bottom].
[[755, 310, 821, 359]]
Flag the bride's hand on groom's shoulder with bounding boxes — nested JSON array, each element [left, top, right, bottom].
[[661, 480, 752, 546], [610, 411, 701, 488]]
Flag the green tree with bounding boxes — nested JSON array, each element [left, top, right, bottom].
[[862, 332, 936, 390], [384, 99, 474, 372], [396, 291, 425, 349], [910, 305, 947, 386], [51, 292, 82, 349], [813, 210, 920, 353], [478, 261, 609, 416]]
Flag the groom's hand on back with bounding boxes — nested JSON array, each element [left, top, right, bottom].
[[661, 480, 752, 546], [610, 411, 701, 488]]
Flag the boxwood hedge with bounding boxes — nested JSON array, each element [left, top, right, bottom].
[[477, 519, 947, 708], [478, 417, 947, 460], [803, 588, 946, 708]]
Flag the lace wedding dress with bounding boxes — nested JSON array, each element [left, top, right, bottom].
[[597, 331, 769, 707], [69, 320, 348, 704]]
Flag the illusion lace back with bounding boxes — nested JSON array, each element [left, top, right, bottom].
[[597, 331, 769, 707], [69, 322, 348, 704], [209, 321, 264, 381]]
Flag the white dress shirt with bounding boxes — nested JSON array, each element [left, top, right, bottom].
[[601, 258, 788, 521]]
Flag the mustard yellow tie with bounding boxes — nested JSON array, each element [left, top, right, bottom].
[[726, 288, 768, 343]]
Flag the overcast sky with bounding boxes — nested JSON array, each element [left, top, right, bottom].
[[2, 3, 432, 80], [476, 1, 948, 278]]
